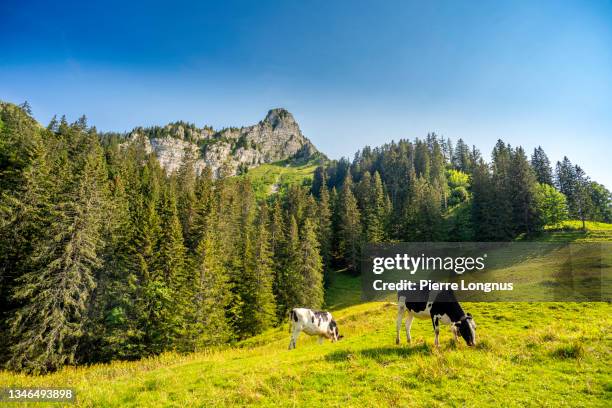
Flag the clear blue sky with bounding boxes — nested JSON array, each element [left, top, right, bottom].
[[1, 0, 611, 188]]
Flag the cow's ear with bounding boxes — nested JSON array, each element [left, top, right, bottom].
[[467, 313, 473, 319]]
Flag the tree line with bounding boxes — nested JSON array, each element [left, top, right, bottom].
[[0, 102, 610, 373]]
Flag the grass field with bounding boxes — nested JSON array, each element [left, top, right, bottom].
[[1, 224, 611, 407], [243, 158, 320, 199]]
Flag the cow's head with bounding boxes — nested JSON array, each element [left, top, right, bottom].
[[329, 320, 343, 342], [455, 313, 476, 346]]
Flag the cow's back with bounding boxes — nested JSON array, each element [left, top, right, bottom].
[[398, 288, 430, 315]]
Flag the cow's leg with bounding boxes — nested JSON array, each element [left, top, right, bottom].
[[289, 327, 301, 350], [405, 313, 414, 344], [432, 317, 440, 347], [318, 336, 324, 345], [451, 325, 458, 341], [396, 297, 406, 345]]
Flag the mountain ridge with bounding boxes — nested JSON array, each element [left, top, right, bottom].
[[125, 108, 321, 178]]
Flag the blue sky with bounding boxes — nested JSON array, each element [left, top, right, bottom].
[[1, 0, 611, 188]]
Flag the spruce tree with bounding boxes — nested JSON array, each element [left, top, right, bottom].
[[296, 218, 324, 309], [317, 184, 334, 287], [365, 171, 387, 243], [510, 147, 542, 234], [188, 195, 232, 349], [338, 175, 362, 273], [240, 203, 277, 336], [279, 215, 302, 315], [555, 157, 576, 210], [147, 182, 188, 353], [531, 146, 553, 185], [573, 166, 593, 230], [470, 159, 495, 240], [452, 139, 472, 172], [489, 140, 514, 239], [7, 125, 110, 373]]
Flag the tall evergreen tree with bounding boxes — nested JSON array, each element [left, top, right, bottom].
[[189, 204, 232, 348], [364, 171, 387, 243], [555, 157, 576, 210], [531, 146, 553, 185], [278, 215, 302, 316], [240, 203, 277, 337], [489, 140, 514, 239], [510, 147, 542, 234], [296, 219, 324, 309], [317, 184, 334, 287], [7, 124, 110, 373], [147, 182, 189, 352], [338, 175, 362, 273], [573, 166, 593, 230], [452, 138, 472, 172]]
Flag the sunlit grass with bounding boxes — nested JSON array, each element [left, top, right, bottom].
[[1, 228, 610, 407], [242, 158, 320, 199]]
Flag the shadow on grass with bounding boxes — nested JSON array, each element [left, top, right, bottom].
[[325, 343, 432, 363]]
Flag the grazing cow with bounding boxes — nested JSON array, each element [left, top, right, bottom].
[[396, 288, 476, 347], [288, 308, 343, 350]]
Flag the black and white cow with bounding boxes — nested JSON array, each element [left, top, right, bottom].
[[288, 308, 343, 350], [396, 288, 476, 347]]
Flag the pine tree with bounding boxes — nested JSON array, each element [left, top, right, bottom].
[[531, 146, 553, 185], [0, 103, 50, 362], [146, 182, 189, 352], [188, 195, 232, 349], [338, 175, 362, 273], [85, 151, 144, 361], [278, 215, 302, 315], [510, 147, 542, 234], [403, 176, 444, 241], [296, 218, 324, 309], [269, 197, 287, 315], [189, 167, 213, 249], [317, 184, 334, 287], [573, 166, 593, 230], [470, 159, 496, 240], [7, 124, 110, 373], [176, 149, 198, 250], [365, 171, 387, 243], [489, 140, 514, 239], [555, 157, 576, 209], [452, 139, 472, 172], [414, 139, 431, 179], [240, 203, 277, 336]]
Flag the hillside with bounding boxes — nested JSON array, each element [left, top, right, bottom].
[[2, 225, 610, 407], [243, 157, 322, 199]]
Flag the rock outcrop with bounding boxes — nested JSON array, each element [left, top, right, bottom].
[[125, 108, 319, 178]]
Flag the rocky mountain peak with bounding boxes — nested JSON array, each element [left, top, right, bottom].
[[125, 109, 320, 178], [263, 108, 297, 129]]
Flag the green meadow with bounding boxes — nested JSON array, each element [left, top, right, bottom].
[[1, 221, 610, 407], [242, 158, 320, 199]]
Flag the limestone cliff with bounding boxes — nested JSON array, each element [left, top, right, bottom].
[[126, 108, 319, 178]]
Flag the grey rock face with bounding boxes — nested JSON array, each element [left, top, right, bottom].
[[124, 108, 318, 178]]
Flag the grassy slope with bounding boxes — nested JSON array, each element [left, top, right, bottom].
[[243, 158, 320, 199], [1, 224, 611, 407]]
